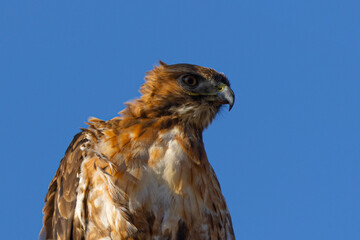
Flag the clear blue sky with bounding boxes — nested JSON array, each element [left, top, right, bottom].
[[1, 1, 359, 239]]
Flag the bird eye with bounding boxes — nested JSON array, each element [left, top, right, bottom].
[[183, 76, 198, 86]]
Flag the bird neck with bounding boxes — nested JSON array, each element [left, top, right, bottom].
[[120, 98, 219, 132]]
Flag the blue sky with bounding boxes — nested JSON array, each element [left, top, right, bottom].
[[1, 1, 359, 239]]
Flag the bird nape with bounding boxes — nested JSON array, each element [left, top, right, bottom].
[[40, 61, 235, 240]]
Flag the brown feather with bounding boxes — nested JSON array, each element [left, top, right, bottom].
[[40, 62, 235, 240], [40, 132, 90, 240]]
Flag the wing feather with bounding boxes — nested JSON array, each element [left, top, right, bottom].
[[40, 132, 89, 240]]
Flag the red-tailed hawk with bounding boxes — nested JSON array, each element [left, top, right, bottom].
[[40, 61, 235, 240]]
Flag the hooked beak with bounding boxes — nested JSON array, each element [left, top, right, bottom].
[[217, 85, 235, 111]]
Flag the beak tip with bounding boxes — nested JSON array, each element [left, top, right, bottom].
[[228, 94, 235, 111]]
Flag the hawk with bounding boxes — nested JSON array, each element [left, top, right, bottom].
[[40, 61, 235, 240]]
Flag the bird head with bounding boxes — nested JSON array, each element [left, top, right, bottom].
[[124, 61, 235, 130]]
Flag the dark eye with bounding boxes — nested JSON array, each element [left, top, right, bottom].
[[183, 75, 198, 86]]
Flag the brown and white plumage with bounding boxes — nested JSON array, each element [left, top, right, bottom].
[[40, 61, 235, 240]]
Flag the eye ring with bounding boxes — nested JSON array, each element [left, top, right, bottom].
[[182, 75, 198, 86], [217, 85, 225, 92]]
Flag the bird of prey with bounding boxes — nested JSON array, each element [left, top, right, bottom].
[[40, 61, 235, 240]]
